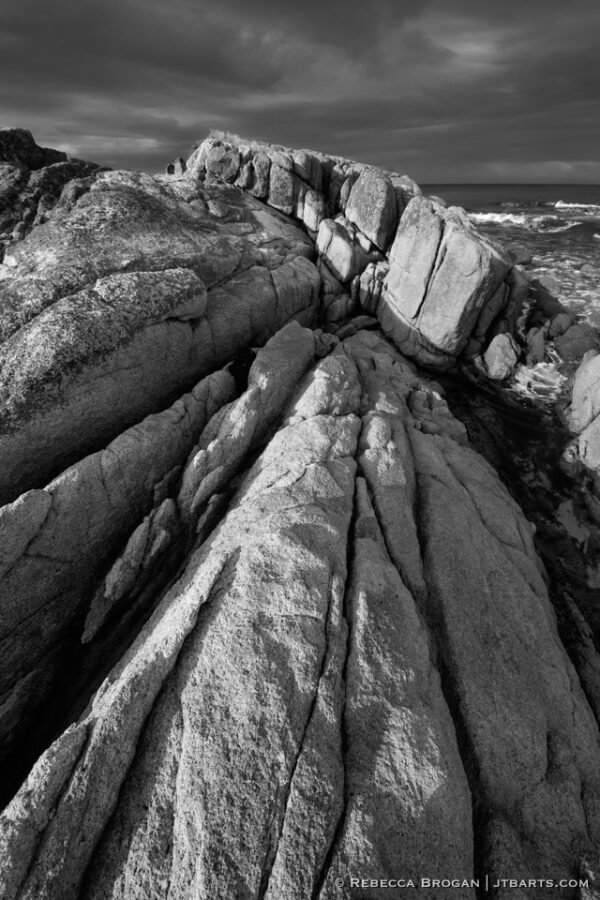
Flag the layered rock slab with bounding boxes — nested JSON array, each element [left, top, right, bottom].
[[0, 367, 235, 772], [0, 321, 320, 791], [3, 327, 599, 898], [0, 331, 471, 899]]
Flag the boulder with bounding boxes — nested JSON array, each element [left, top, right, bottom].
[[292, 150, 323, 192], [316, 218, 368, 283], [505, 265, 532, 337], [507, 243, 533, 265], [251, 151, 271, 199], [380, 197, 509, 361], [484, 333, 520, 380], [555, 322, 598, 362], [548, 311, 576, 338], [526, 325, 547, 365], [568, 351, 600, 434], [267, 151, 297, 215], [344, 167, 397, 251], [389, 173, 422, 217], [529, 276, 568, 319], [204, 144, 241, 183]]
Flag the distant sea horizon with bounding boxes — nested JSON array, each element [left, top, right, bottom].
[[420, 183, 600, 207]]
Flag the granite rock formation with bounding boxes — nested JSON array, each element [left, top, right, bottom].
[[1, 130, 600, 900], [0, 128, 102, 252]]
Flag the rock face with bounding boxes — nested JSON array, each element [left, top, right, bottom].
[[2, 131, 600, 900], [188, 133, 534, 372], [380, 198, 510, 364], [0, 166, 319, 505]]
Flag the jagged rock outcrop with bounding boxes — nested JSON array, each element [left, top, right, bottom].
[[0, 365, 235, 772], [2, 131, 600, 900], [188, 134, 560, 375], [0, 167, 320, 505], [0, 128, 102, 252]]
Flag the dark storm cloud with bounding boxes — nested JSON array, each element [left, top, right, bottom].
[[1, 0, 598, 181]]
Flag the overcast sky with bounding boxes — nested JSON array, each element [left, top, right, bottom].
[[2, 0, 599, 182]]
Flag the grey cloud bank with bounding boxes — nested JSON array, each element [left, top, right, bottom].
[[1, 0, 598, 181]]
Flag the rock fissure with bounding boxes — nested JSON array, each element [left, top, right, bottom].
[[310, 475, 358, 900], [259, 568, 343, 900], [407, 461, 485, 896]]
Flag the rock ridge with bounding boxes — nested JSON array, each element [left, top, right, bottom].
[[0, 130, 599, 899]]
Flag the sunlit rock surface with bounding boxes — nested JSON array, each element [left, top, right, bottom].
[[1, 132, 600, 900]]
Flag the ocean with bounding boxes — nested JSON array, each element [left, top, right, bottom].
[[423, 184, 600, 324]]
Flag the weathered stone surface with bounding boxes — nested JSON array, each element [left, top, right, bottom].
[[0, 128, 68, 170], [507, 242, 533, 265], [292, 149, 323, 192], [525, 324, 547, 365], [505, 265, 532, 337], [568, 351, 600, 434], [380, 198, 510, 361], [302, 188, 326, 233], [0, 170, 318, 504], [323, 478, 474, 897], [465, 280, 509, 358], [563, 351, 600, 481], [549, 311, 576, 338], [178, 321, 316, 524], [204, 144, 241, 182], [555, 322, 598, 362], [267, 151, 297, 216], [316, 218, 368, 283], [251, 151, 271, 198], [3, 324, 600, 899], [188, 137, 514, 369], [484, 332, 520, 380], [388, 172, 422, 217], [81, 496, 180, 644], [0, 356, 363, 900], [411, 420, 600, 886], [0, 368, 235, 766], [3, 132, 600, 900], [0, 130, 102, 247], [345, 167, 397, 251]]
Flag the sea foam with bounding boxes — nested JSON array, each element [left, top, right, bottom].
[[469, 211, 582, 233]]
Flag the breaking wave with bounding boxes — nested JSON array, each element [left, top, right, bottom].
[[469, 212, 583, 233], [511, 353, 567, 403], [554, 201, 600, 212]]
